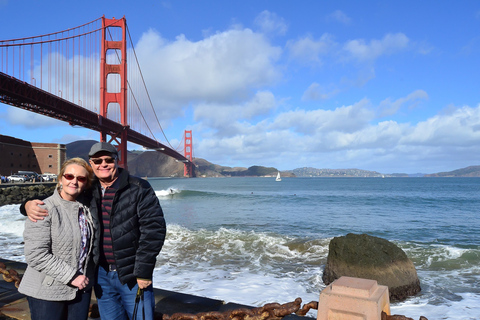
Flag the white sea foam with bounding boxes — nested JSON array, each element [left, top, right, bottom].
[[0, 204, 26, 238], [153, 265, 320, 317], [0, 204, 26, 261], [391, 292, 480, 320], [155, 187, 180, 197], [154, 224, 325, 316], [422, 244, 469, 268]]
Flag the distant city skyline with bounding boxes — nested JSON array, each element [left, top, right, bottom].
[[1, 1, 480, 174]]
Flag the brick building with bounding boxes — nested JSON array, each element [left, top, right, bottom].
[[0, 135, 66, 176]]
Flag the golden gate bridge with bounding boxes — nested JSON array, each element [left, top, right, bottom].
[[0, 16, 195, 177]]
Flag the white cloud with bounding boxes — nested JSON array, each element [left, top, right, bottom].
[[403, 104, 480, 146], [302, 83, 339, 101], [135, 28, 282, 120], [286, 33, 335, 65], [193, 91, 277, 137], [378, 90, 429, 117], [0, 4, 477, 176], [343, 33, 409, 61], [416, 40, 434, 55], [327, 10, 352, 25], [242, 91, 277, 118], [285, 33, 410, 90], [254, 10, 288, 36], [272, 98, 374, 136], [195, 97, 480, 172], [6, 108, 64, 127]]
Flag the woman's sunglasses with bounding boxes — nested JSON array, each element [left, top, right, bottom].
[[63, 174, 87, 183], [90, 157, 116, 165]]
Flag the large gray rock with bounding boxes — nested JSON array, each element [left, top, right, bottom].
[[322, 233, 421, 301]]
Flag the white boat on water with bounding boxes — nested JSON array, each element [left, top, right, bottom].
[[275, 172, 281, 181]]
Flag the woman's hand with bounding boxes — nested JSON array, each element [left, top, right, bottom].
[[71, 274, 89, 290]]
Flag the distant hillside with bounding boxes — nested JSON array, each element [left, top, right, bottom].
[[66, 140, 141, 163], [193, 158, 246, 177], [128, 151, 184, 177], [424, 166, 480, 177], [67, 141, 185, 177], [66, 140, 292, 178], [288, 167, 408, 177], [66, 140, 479, 178], [66, 140, 98, 161]]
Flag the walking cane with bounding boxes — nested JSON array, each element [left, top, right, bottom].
[[132, 287, 145, 320]]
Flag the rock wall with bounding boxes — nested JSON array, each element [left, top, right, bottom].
[[0, 184, 56, 207]]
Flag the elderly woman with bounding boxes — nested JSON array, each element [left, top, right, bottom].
[[18, 158, 95, 320]]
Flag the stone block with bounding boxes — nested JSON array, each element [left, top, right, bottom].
[[317, 276, 390, 320]]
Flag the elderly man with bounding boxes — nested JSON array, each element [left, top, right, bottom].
[[23, 142, 166, 320]]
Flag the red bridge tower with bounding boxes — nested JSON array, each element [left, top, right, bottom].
[[184, 130, 195, 177], [100, 16, 128, 168]]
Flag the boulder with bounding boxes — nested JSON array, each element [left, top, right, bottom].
[[322, 233, 421, 301]]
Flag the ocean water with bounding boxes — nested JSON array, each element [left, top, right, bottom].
[[1, 177, 479, 319]]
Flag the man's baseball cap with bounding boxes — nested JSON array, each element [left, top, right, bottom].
[[88, 142, 119, 158]]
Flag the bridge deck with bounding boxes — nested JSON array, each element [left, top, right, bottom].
[[0, 72, 191, 164]]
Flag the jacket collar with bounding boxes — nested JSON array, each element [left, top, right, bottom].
[[52, 188, 85, 208], [93, 167, 129, 191]]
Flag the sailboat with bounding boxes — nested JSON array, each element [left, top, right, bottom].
[[275, 171, 282, 181]]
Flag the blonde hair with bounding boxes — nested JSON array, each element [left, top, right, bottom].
[[57, 157, 94, 191]]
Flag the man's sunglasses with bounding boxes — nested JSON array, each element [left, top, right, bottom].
[[90, 157, 116, 165], [63, 174, 87, 183]]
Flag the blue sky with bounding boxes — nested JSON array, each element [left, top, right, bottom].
[[1, 1, 480, 174]]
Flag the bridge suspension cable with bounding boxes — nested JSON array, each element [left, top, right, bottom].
[[0, 16, 178, 152], [0, 17, 103, 110], [0, 16, 193, 176], [124, 24, 175, 151]]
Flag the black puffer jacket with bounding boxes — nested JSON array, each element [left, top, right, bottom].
[[90, 168, 166, 288]]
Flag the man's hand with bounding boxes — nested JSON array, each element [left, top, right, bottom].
[[25, 200, 48, 222], [137, 278, 152, 289]]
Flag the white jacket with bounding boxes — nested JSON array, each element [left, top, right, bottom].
[[18, 189, 94, 301]]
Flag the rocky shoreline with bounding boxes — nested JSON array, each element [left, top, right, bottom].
[[0, 183, 56, 207]]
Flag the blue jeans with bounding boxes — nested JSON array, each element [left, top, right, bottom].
[[94, 266, 155, 320], [27, 289, 92, 320]]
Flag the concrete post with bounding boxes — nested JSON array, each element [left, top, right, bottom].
[[317, 276, 390, 320]]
